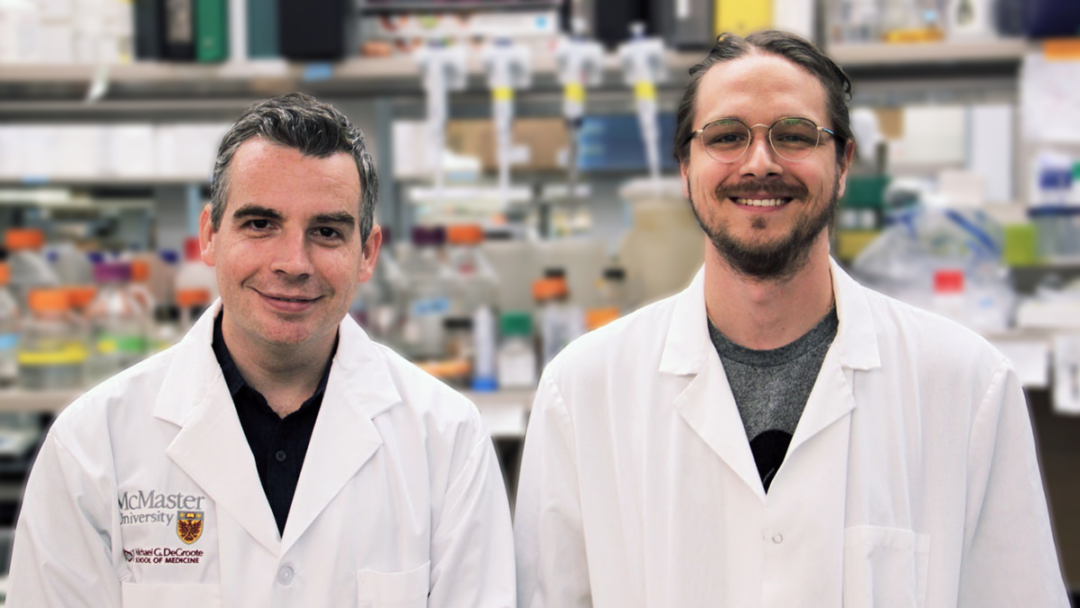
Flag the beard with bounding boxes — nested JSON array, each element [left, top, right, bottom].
[[687, 175, 840, 282]]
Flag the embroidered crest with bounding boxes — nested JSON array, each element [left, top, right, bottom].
[[176, 511, 204, 544]]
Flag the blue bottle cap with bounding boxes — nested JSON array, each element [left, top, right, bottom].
[[471, 377, 498, 392]]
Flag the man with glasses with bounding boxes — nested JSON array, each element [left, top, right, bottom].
[[514, 31, 1067, 607]]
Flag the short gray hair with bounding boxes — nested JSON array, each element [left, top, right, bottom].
[[210, 92, 378, 244]]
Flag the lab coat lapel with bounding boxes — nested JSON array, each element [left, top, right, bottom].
[[280, 317, 398, 553], [661, 269, 767, 503], [155, 302, 282, 556], [786, 259, 883, 458]]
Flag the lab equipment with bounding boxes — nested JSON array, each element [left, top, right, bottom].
[[497, 311, 536, 389], [150, 304, 182, 354], [617, 177, 706, 307], [851, 206, 1015, 333], [472, 304, 497, 391], [447, 224, 500, 317], [5, 228, 60, 307], [1029, 207, 1080, 261], [175, 288, 211, 333], [176, 236, 219, 303], [399, 226, 456, 360], [618, 23, 667, 193], [18, 288, 86, 390], [415, 40, 467, 204], [0, 262, 18, 387], [86, 262, 146, 382], [554, 21, 603, 213], [534, 272, 585, 370], [481, 38, 532, 209], [129, 258, 157, 317]]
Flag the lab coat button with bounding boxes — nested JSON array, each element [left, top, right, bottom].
[[772, 533, 783, 544], [277, 565, 295, 585]]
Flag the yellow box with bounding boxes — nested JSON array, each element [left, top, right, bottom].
[[715, 0, 772, 38], [836, 230, 881, 261]]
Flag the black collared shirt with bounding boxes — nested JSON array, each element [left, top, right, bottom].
[[211, 312, 335, 535]]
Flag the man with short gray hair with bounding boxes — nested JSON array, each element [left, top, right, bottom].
[[9, 93, 516, 607]]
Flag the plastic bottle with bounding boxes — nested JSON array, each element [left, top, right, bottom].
[[447, 224, 500, 317], [0, 262, 19, 388], [5, 228, 61, 308], [67, 285, 99, 316], [472, 304, 497, 391], [497, 311, 537, 389], [534, 271, 585, 370], [398, 226, 456, 360], [85, 262, 146, 382], [149, 304, 182, 354], [18, 289, 86, 390], [175, 288, 212, 332], [597, 266, 629, 313], [49, 242, 94, 285], [152, 249, 181, 307], [585, 266, 628, 333], [175, 237, 219, 304], [442, 316, 474, 387], [932, 268, 965, 323], [128, 258, 157, 317], [372, 227, 409, 349]]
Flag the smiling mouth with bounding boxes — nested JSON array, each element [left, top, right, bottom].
[[731, 197, 793, 208], [257, 290, 322, 304]]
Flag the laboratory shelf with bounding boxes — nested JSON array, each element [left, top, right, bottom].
[[826, 39, 1029, 67], [0, 51, 699, 109], [359, 1, 561, 13]]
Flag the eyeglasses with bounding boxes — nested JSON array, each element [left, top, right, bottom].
[[690, 117, 838, 163]]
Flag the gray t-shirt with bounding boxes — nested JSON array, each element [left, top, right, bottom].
[[707, 307, 838, 490]]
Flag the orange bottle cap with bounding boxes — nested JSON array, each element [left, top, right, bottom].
[[29, 288, 70, 313], [130, 260, 150, 282], [585, 307, 620, 331], [176, 288, 211, 308], [5, 228, 45, 250], [446, 224, 484, 246], [532, 277, 568, 301], [67, 286, 98, 310]]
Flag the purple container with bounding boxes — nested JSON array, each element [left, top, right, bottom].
[[411, 226, 446, 247], [94, 262, 132, 283]]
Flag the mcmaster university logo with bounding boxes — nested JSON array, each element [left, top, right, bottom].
[[177, 511, 204, 544]]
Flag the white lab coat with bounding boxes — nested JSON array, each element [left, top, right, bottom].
[[9, 303, 516, 608], [515, 260, 1068, 608]]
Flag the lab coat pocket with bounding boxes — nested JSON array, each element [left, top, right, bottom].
[[357, 561, 430, 608], [843, 525, 931, 608], [121, 582, 222, 607]]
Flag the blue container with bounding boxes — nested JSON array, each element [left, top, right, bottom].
[[576, 114, 678, 172]]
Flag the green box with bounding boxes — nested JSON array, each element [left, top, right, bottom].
[[841, 175, 890, 210]]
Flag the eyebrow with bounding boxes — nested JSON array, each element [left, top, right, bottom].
[[311, 212, 357, 227], [231, 205, 284, 222], [231, 205, 356, 229]]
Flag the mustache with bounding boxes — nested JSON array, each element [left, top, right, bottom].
[[716, 181, 809, 200]]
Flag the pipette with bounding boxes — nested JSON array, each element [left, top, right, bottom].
[[481, 38, 532, 209], [618, 22, 667, 194], [415, 40, 467, 204], [554, 19, 603, 212]]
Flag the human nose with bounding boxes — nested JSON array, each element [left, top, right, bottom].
[[738, 124, 783, 177], [270, 229, 314, 278]]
